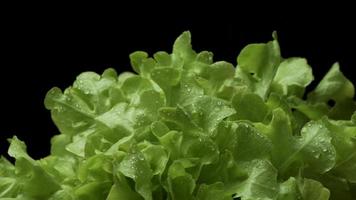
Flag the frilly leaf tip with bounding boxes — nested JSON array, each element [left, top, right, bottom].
[[272, 31, 278, 40]]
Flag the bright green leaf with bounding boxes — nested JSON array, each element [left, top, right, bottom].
[[272, 57, 314, 97]]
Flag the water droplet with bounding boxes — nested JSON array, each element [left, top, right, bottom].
[[84, 90, 90, 95], [319, 125, 323, 129], [187, 88, 191, 92], [322, 149, 328, 152], [308, 123, 312, 127], [217, 101, 222, 106], [56, 107, 63, 112], [210, 146, 216, 151]]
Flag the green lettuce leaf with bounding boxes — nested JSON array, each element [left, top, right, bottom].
[[271, 57, 314, 97], [235, 32, 281, 99]]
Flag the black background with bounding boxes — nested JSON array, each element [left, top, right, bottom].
[[1, 10, 355, 159]]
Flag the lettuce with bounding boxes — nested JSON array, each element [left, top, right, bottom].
[[1, 31, 355, 200]]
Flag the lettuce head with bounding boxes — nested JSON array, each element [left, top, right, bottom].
[[1, 31, 356, 200]]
